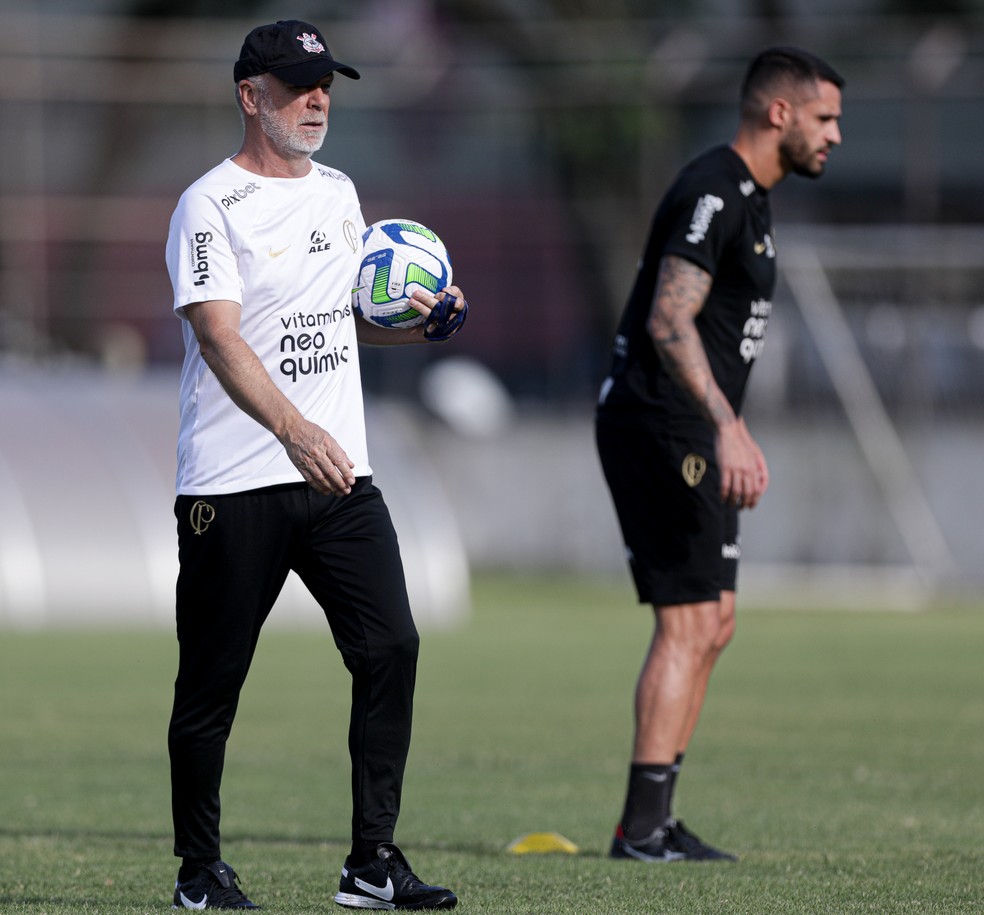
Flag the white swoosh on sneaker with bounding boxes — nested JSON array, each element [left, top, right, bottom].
[[621, 844, 686, 863], [178, 889, 208, 909], [354, 875, 395, 901]]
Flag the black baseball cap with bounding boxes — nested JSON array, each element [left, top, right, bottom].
[[234, 20, 361, 84]]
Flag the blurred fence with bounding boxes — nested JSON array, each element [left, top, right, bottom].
[[0, 7, 982, 621], [0, 371, 471, 629], [4, 8, 984, 404]]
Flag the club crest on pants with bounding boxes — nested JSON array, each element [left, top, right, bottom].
[[190, 500, 216, 535], [681, 454, 707, 488]]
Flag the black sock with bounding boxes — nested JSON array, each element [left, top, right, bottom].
[[620, 762, 673, 842], [668, 752, 685, 820], [178, 858, 213, 882], [349, 841, 383, 868]]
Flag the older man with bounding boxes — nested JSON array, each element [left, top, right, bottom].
[[165, 20, 465, 909]]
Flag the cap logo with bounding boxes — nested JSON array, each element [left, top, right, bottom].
[[297, 32, 325, 54]]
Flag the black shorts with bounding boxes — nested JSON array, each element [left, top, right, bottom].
[[595, 413, 739, 606]]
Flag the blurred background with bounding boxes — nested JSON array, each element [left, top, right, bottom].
[[1, 0, 982, 627]]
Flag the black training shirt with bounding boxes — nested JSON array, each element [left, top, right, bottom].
[[598, 145, 776, 437]]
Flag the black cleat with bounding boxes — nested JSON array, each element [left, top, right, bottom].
[[665, 818, 738, 861], [334, 843, 457, 910], [172, 859, 260, 909], [609, 824, 687, 862]]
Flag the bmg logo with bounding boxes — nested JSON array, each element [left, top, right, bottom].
[[191, 231, 212, 287]]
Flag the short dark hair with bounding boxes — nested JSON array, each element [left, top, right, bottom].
[[740, 46, 844, 116]]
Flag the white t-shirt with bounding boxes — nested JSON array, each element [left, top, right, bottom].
[[166, 157, 370, 495]]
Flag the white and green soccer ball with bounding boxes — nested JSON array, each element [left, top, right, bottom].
[[352, 218, 452, 329]]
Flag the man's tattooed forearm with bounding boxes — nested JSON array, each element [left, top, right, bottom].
[[648, 256, 734, 428]]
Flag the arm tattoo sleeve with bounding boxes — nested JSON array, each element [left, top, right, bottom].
[[647, 255, 736, 429]]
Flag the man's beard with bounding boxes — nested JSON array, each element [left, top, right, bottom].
[[780, 129, 825, 179], [259, 106, 327, 157]]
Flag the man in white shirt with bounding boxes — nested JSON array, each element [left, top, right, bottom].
[[165, 19, 466, 910]]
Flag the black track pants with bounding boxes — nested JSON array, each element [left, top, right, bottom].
[[167, 477, 419, 860]]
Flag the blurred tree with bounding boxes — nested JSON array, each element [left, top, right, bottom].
[[430, 0, 665, 357], [51, 0, 272, 356], [878, 0, 984, 14], [129, 0, 260, 15]]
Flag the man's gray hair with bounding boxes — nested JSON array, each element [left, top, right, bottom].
[[234, 72, 273, 124]]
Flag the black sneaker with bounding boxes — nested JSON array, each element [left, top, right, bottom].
[[333, 843, 457, 910], [172, 860, 260, 909], [665, 819, 738, 861], [609, 824, 687, 862]]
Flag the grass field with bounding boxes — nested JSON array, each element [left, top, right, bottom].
[[1, 572, 982, 914]]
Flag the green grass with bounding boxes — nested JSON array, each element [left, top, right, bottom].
[[1, 572, 983, 913]]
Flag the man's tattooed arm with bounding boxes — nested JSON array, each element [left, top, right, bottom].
[[647, 255, 736, 431]]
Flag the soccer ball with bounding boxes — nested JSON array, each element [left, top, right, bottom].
[[352, 219, 452, 329]]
